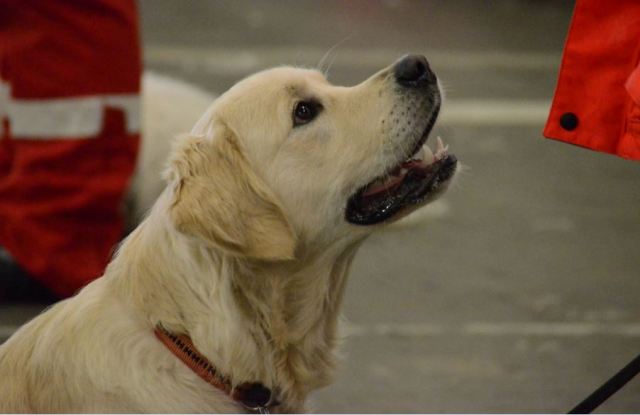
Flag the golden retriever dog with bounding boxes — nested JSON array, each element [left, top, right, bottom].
[[0, 55, 457, 412]]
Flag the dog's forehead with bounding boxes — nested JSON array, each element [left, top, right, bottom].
[[209, 68, 332, 127], [258, 66, 327, 84], [230, 67, 329, 98]]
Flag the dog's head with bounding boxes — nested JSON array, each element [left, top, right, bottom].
[[164, 55, 457, 261]]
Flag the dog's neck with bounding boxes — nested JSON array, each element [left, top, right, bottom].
[[109, 206, 365, 411]]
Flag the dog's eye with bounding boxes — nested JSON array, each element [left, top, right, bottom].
[[293, 101, 321, 127]]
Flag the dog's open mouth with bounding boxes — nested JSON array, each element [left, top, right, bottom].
[[346, 114, 457, 225]]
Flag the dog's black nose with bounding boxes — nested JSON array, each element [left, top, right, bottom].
[[394, 55, 436, 87]]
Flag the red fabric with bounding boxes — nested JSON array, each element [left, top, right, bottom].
[[544, 0, 640, 160], [0, 0, 141, 297], [628, 64, 640, 106]]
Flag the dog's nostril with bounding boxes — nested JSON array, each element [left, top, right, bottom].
[[394, 55, 435, 87], [412, 59, 426, 79]]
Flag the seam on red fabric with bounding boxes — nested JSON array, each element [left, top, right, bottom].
[[627, 65, 640, 106], [622, 48, 640, 139], [626, 119, 640, 144]]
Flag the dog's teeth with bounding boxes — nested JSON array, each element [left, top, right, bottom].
[[436, 136, 444, 152], [434, 136, 449, 160], [422, 145, 435, 164]]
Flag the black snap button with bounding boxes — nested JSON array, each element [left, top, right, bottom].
[[560, 112, 579, 131]]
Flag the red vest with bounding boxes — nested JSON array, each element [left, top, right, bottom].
[[0, 0, 141, 296], [544, 0, 640, 160]]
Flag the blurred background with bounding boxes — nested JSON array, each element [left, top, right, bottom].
[[2, 0, 640, 412]]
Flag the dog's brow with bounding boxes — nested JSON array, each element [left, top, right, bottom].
[[285, 83, 327, 106], [285, 84, 305, 98]]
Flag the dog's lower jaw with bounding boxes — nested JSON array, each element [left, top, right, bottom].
[[109, 206, 365, 412]]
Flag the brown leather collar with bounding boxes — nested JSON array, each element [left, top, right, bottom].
[[154, 325, 277, 412]]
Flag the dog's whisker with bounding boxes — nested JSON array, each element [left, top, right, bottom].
[[439, 80, 453, 93], [317, 34, 354, 75], [323, 52, 339, 79]]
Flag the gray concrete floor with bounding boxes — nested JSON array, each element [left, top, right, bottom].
[[2, 1, 640, 412]]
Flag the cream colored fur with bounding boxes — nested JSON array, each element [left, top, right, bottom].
[[0, 62, 452, 412], [132, 73, 448, 228]]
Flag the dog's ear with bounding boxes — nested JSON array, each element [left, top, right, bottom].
[[165, 129, 296, 261]]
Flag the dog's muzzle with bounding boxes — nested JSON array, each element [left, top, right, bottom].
[[345, 54, 457, 225]]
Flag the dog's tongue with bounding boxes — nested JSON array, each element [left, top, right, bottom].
[[362, 138, 448, 198], [362, 171, 408, 197]]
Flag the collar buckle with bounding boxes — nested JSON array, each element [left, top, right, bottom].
[[231, 382, 276, 413]]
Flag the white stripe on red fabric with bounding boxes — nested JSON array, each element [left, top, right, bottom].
[[0, 80, 140, 139]]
